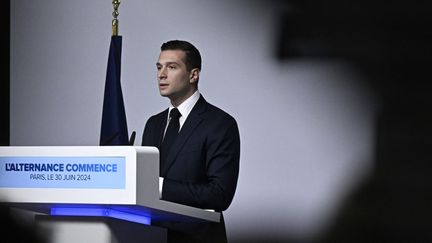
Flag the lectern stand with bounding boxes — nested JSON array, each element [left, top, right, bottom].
[[0, 146, 220, 243], [35, 215, 167, 243]]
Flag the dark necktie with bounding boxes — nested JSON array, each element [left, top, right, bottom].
[[160, 108, 181, 172]]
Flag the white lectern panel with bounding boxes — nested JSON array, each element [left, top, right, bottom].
[[0, 146, 220, 223], [0, 146, 157, 205]]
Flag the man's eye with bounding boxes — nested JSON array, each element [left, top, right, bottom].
[[168, 65, 176, 69]]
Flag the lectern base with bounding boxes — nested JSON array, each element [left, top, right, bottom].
[[36, 215, 167, 243]]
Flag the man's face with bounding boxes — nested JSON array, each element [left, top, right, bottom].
[[156, 50, 196, 106]]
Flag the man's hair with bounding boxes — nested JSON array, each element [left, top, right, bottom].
[[161, 40, 201, 71]]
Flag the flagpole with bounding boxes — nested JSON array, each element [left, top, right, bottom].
[[112, 0, 121, 36], [100, 0, 129, 145]]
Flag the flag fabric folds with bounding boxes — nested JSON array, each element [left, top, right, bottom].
[[100, 36, 129, 145]]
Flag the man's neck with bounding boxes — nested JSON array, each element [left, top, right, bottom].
[[170, 88, 198, 107]]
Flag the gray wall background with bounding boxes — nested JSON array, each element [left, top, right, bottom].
[[11, 0, 377, 241]]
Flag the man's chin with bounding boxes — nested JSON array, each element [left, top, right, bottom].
[[159, 92, 169, 97]]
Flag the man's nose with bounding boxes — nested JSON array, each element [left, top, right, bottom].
[[158, 67, 167, 79]]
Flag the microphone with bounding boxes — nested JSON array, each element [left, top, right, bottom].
[[129, 131, 136, 145]]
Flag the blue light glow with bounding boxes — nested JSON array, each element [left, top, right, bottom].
[[50, 207, 151, 225]]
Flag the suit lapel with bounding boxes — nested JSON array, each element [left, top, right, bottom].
[[156, 109, 169, 148], [161, 96, 207, 176]]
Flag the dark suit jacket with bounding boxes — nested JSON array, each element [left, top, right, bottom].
[[141, 95, 240, 243]]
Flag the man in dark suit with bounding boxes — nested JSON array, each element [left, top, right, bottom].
[[141, 40, 240, 243]]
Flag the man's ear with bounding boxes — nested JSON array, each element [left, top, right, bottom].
[[189, 68, 200, 84]]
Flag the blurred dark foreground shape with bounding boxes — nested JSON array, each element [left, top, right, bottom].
[[0, 204, 47, 243], [276, 0, 432, 242]]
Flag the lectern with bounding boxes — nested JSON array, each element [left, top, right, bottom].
[[0, 146, 220, 243]]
